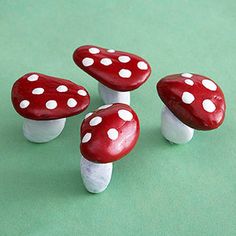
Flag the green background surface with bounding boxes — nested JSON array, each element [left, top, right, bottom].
[[0, 1, 236, 235]]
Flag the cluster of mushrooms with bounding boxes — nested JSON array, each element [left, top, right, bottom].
[[11, 45, 226, 193]]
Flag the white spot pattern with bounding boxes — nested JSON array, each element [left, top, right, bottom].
[[32, 88, 44, 95], [182, 92, 195, 104], [81, 107, 134, 145], [18, 75, 89, 114], [100, 58, 112, 66], [181, 73, 193, 78], [202, 79, 217, 91], [107, 128, 119, 140], [46, 100, 57, 110], [67, 98, 77, 108], [202, 99, 216, 112], [118, 109, 133, 121], [184, 79, 194, 86], [107, 49, 115, 53], [89, 47, 100, 54], [20, 100, 30, 109], [137, 61, 148, 70], [82, 57, 94, 67], [119, 69, 132, 78], [118, 56, 131, 63], [177, 74, 220, 116], [27, 74, 39, 82], [82, 133, 92, 143], [89, 116, 102, 126], [57, 85, 68, 92], [78, 90, 87, 96]]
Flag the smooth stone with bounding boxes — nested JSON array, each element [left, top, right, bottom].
[[12, 73, 90, 121], [161, 106, 194, 144], [157, 74, 225, 130], [98, 83, 130, 105], [80, 156, 112, 193], [23, 118, 66, 143]]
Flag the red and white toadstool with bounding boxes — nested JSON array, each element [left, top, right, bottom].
[[73, 45, 151, 105], [80, 103, 140, 193], [12, 72, 90, 143], [156, 73, 226, 144]]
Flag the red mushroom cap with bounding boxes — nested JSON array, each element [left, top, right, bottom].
[[12, 72, 90, 120], [73, 45, 151, 91], [157, 73, 226, 130], [80, 103, 140, 163]]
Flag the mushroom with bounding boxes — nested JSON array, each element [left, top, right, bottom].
[[73, 45, 151, 105], [80, 103, 140, 193], [11, 72, 90, 143], [156, 73, 226, 144]]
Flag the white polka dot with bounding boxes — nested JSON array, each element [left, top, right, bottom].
[[98, 104, 112, 110], [85, 112, 93, 119], [107, 49, 115, 53], [184, 79, 194, 86], [46, 100, 57, 110], [89, 116, 102, 126], [67, 98, 77, 108], [32, 88, 44, 95], [107, 128, 119, 140], [202, 79, 217, 91], [119, 69, 132, 78], [181, 73, 193, 78], [118, 109, 133, 121], [20, 100, 30, 109], [82, 57, 94, 67], [118, 56, 131, 63], [202, 99, 216, 113], [78, 90, 87, 96], [82, 133, 92, 143], [182, 92, 195, 104], [27, 74, 39, 81], [57, 85, 68, 92], [89, 47, 100, 54], [100, 58, 112, 66], [137, 61, 148, 70]]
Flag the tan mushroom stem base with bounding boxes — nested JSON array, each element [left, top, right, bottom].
[[23, 118, 66, 143], [98, 83, 130, 105], [80, 156, 113, 193], [161, 106, 194, 144]]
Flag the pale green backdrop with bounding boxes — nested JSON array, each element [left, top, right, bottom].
[[0, 1, 235, 235]]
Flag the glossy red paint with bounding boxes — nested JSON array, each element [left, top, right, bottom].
[[80, 103, 140, 163], [73, 45, 151, 91], [157, 73, 226, 130], [12, 72, 90, 120]]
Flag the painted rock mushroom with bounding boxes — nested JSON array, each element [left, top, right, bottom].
[[12, 72, 90, 143], [156, 73, 226, 144], [73, 45, 151, 105], [80, 103, 140, 193]]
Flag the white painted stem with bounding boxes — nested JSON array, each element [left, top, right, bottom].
[[98, 83, 130, 105], [80, 156, 113, 193], [23, 118, 66, 143], [161, 106, 194, 144]]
